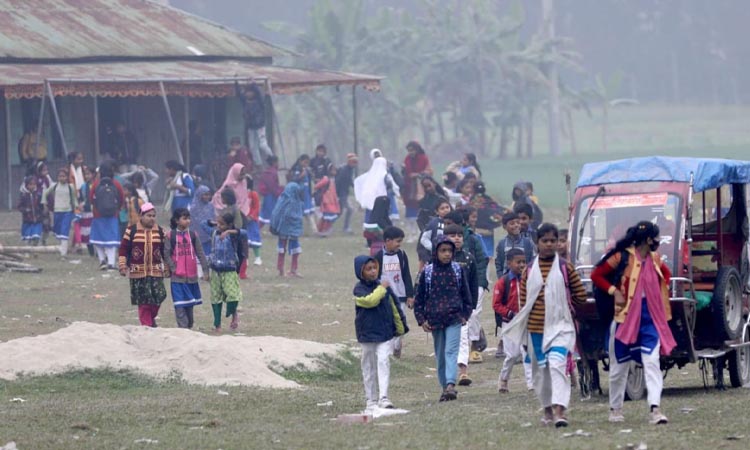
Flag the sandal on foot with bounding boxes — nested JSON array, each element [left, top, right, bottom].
[[443, 386, 458, 401], [458, 373, 472, 386]]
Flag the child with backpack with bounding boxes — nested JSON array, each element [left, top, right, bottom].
[[591, 221, 675, 425], [502, 223, 587, 428], [202, 212, 248, 332], [90, 163, 125, 270], [374, 226, 414, 358], [353, 254, 409, 413], [258, 155, 282, 229], [417, 197, 452, 269], [270, 182, 305, 277], [314, 163, 341, 236], [165, 160, 195, 213], [18, 176, 43, 245], [495, 212, 536, 278], [493, 248, 533, 393], [164, 208, 209, 329], [41, 168, 78, 256], [118, 203, 169, 327], [245, 176, 263, 266], [414, 236, 474, 402], [189, 185, 215, 258]]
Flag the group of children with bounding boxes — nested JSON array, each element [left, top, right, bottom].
[[353, 220, 590, 428]]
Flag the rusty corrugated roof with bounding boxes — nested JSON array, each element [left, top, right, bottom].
[[0, 0, 289, 60], [0, 60, 382, 97]]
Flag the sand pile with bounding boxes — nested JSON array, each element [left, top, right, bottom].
[[0, 322, 342, 388]]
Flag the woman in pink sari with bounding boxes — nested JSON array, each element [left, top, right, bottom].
[[402, 141, 432, 241], [591, 221, 676, 426]]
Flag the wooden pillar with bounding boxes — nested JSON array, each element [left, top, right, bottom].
[[4, 96, 12, 209], [159, 82, 184, 166], [184, 96, 190, 170], [352, 85, 358, 155], [93, 95, 100, 163]]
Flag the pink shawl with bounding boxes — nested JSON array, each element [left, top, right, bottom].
[[614, 254, 677, 355], [212, 163, 250, 216]]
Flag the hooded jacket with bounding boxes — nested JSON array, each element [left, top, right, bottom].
[[270, 182, 304, 237], [353, 255, 409, 343], [414, 237, 473, 329]]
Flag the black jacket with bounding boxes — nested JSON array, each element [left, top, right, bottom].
[[353, 255, 409, 343], [453, 248, 479, 309]]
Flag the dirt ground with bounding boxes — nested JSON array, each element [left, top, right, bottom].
[[1, 217, 749, 450]]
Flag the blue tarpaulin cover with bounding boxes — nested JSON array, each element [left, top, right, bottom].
[[576, 156, 750, 192]]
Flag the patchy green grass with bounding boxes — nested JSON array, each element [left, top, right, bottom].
[[1, 226, 749, 450]]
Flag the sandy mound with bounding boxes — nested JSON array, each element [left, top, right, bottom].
[[0, 322, 342, 388]]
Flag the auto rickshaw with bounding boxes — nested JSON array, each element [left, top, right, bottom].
[[568, 156, 750, 399]]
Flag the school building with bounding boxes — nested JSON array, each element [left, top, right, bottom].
[[0, 0, 380, 208]]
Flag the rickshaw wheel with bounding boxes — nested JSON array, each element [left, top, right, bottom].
[[712, 267, 743, 341], [625, 362, 646, 401], [728, 326, 750, 388]]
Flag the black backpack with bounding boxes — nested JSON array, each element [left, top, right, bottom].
[[94, 177, 121, 217], [593, 250, 629, 326]]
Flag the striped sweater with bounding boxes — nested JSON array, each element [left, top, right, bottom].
[[519, 256, 587, 334]]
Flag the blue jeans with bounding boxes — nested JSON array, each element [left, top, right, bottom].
[[432, 323, 462, 388]]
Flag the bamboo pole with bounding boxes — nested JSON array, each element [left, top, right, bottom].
[[46, 81, 70, 157], [159, 81, 184, 166], [0, 245, 61, 254]]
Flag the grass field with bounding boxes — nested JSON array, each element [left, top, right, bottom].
[[436, 104, 750, 210], [2, 103, 750, 449], [1, 225, 749, 450]]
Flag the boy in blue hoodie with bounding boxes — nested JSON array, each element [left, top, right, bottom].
[[353, 255, 409, 412], [414, 236, 474, 402]]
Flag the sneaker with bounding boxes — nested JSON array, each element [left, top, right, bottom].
[[498, 380, 509, 393], [469, 350, 483, 364], [609, 409, 625, 423], [649, 408, 668, 425], [554, 416, 569, 428], [443, 385, 458, 401], [99, 262, 108, 271], [378, 397, 394, 409], [253, 257, 262, 266]]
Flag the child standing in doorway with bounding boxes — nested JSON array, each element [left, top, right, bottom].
[[165, 208, 209, 329], [353, 255, 408, 413]]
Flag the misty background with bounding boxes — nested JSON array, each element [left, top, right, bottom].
[[170, 0, 750, 206]]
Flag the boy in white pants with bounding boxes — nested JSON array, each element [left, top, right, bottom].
[[494, 249, 534, 392], [352, 255, 409, 412]]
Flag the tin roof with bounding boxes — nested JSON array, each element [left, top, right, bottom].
[[0, 0, 289, 61], [0, 60, 382, 98]]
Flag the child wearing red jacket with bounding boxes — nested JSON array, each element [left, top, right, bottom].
[[493, 248, 532, 392]]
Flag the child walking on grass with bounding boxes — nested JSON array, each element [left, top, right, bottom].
[[374, 226, 414, 358], [363, 196, 392, 256], [314, 163, 341, 236], [493, 248, 533, 393], [414, 236, 473, 402], [258, 155, 283, 229], [202, 212, 248, 332], [18, 176, 42, 245], [353, 255, 408, 413], [503, 223, 587, 428], [165, 208, 209, 329], [245, 176, 263, 266], [41, 168, 78, 256], [270, 182, 304, 277]]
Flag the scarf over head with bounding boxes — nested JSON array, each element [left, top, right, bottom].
[[431, 236, 458, 299], [354, 156, 389, 210], [270, 182, 304, 237], [212, 163, 250, 216]]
